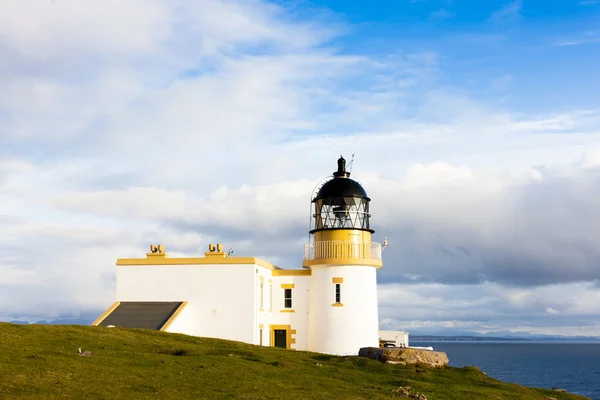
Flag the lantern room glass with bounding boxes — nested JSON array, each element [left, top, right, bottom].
[[313, 196, 371, 231]]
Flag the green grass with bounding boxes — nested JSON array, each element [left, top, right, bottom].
[[0, 322, 589, 399]]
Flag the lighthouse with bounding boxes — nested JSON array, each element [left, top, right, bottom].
[[304, 156, 383, 355], [94, 155, 395, 354]]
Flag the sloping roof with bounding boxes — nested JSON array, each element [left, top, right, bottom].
[[97, 301, 184, 330]]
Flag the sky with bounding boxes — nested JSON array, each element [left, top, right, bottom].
[[1, 0, 600, 336]]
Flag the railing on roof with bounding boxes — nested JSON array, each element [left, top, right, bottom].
[[303, 240, 382, 261]]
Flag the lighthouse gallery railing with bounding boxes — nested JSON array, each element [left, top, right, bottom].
[[303, 240, 382, 261]]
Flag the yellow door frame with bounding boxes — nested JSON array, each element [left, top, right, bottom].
[[269, 324, 297, 350]]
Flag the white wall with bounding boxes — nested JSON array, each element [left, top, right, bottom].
[[308, 265, 379, 355], [270, 275, 311, 350], [165, 302, 193, 334], [255, 268, 275, 346], [117, 264, 257, 344]]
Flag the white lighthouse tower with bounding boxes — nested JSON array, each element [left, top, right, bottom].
[[304, 156, 383, 355]]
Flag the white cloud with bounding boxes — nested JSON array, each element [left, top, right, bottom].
[[378, 282, 600, 335], [52, 187, 187, 221], [402, 162, 473, 188], [555, 37, 600, 46], [0, 0, 331, 60], [0, 0, 170, 59], [0, 266, 37, 285]]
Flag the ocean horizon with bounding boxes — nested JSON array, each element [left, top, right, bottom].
[[412, 340, 600, 400]]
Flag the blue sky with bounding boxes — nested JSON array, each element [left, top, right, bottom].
[[1, 0, 600, 336], [313, 0, 600, 111]]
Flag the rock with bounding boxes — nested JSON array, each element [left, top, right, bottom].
[[552, 387, 567, 393], [359, 347, 449, 368], [390, 386, 427, 399], [391, 386, 411, 397], [545, 397, 558, 400]]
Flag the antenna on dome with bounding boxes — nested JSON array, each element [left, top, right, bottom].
[[348, 153, 355, 175]]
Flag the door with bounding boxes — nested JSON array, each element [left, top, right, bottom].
[[274, 329, 287, 349]]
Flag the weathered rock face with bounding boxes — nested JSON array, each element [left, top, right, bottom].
[[358, 347, 449, 368]]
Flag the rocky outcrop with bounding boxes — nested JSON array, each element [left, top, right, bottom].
[[359, 347, 449, 368]]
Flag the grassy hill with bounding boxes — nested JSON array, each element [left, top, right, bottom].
[[0, 322, 589, 399]]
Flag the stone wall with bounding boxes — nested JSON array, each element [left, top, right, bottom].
[[358, 347, 449, 368]]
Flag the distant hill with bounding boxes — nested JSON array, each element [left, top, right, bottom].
[[8, 318, 94, 326], [0, 322, 589, 400], [403, 329, 600, 341], [410, 335, 532, 341]]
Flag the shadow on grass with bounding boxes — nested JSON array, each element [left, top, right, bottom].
[[311, 354, 337, 362], [157, 348, 191, 356], [269, 361, 288, 367]]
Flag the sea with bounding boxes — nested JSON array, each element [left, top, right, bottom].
[[412, 341, 600, 400]]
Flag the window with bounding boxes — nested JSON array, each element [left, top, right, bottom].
[[332, 277, 343, 307], [281, 283, 294, 311], [284, 288, 292, 309], [260, 282, 264, 310], [260, 329, 263, 346]]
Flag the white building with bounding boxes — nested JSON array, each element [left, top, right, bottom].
[[93, 157, 406, 355]]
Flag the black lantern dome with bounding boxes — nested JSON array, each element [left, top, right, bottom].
[[311, 156, 373, 233]]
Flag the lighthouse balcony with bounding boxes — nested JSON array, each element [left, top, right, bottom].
[[302, 240, 383, 268]]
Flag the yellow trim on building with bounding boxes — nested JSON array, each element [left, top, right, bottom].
[[332, 277, 344, 283], [303, 258, 382, 268], [117, 252, 275, 270], [280, 309, 295, 313], [314, 229, 372, 242], [204, 251, 226, 257], [280, 283, 295, 289], [259, 324, 264, 329], [269, 324, 296, 350], [260, 276, 265, 281], [259, 308, 264, 312], [272, 269, 311, 276], [332, 303, 344, 307], [160, 301, 189, 332], [91, 301, 120, 326]]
